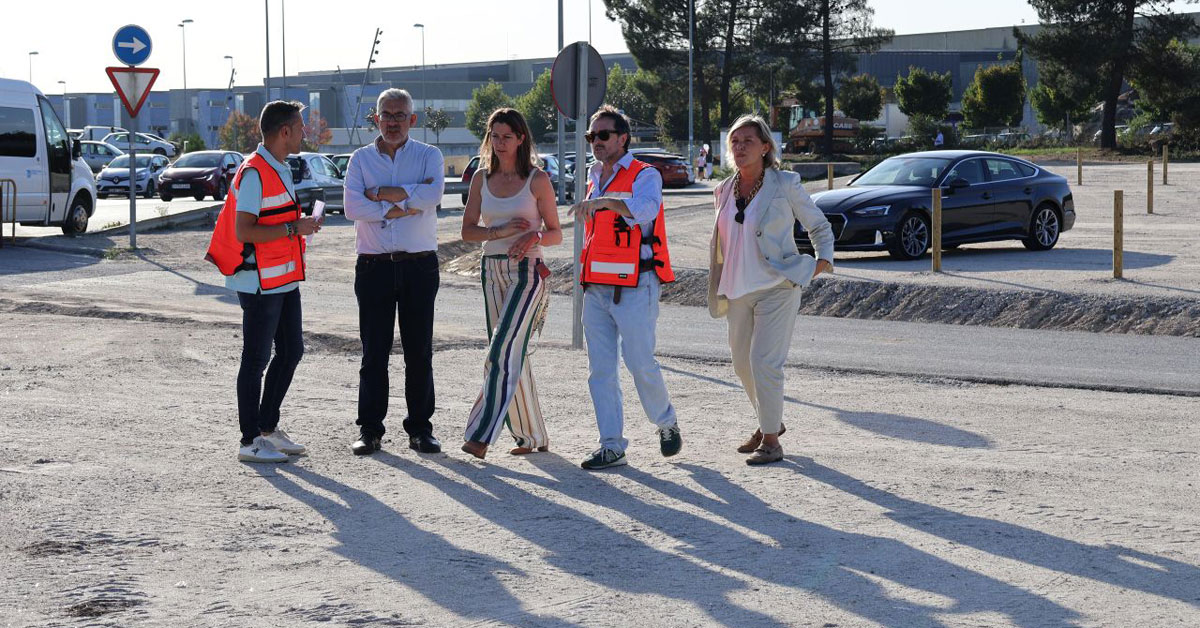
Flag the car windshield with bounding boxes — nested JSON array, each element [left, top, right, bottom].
[[108, 155, 152, 168], [174, 153, 222, 168], [852, 156, 952, 187]]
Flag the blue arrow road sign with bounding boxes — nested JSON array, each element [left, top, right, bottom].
[[112, 24, 152, 66]]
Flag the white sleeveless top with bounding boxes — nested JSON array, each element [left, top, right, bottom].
[[480, 171, 543, 258]]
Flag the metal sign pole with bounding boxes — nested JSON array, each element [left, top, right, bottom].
[[128, 111, 137, 248], [571, 42, 588, 349]]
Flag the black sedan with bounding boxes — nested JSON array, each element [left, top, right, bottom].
[[796, 150, 1076, 260]]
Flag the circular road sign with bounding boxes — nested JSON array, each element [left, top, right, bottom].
[[112, 24, 152, 67], [551, 42, 607, 119]]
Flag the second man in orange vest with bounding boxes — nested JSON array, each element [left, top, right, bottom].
[[570, 105, 682, 470]]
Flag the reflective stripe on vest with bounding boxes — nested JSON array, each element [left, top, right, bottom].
[[580, 159, 675, 289], [204, 153, 306, 290]]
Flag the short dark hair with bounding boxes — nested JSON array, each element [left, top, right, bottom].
[[260, 100, 304, 137], [589, 104, 631, 150]]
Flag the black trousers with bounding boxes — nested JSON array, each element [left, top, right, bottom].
[[354, 253, 440, 439], [236, 288, 304, 445]]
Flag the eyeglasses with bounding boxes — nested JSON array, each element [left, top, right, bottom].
[[377, 112, 410, 123], [584, 129, 619, 143]]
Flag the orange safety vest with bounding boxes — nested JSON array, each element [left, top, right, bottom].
[[205, 153, 306, 291], [580, 159, 674, 301]]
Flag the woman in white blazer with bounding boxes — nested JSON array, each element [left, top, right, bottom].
[[707, 115, 835, 465]]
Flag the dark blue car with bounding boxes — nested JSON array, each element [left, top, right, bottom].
[[796, 150, 1076, 260]]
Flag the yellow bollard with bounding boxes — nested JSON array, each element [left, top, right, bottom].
[[827, 163, 834, 190], [1114, 190, 1124, 279], [932, 188, 942, 273], [1148, 160, 1154, 214]]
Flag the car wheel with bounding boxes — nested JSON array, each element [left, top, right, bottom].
[[160, 194, 173, 202], [154, 148, 166, 156], [60, 197, 90, 236], [142, 180, 156, 199], [214, 181, 227, 201], [887, 211, 930, 260], [1022, 203, 1061, 251], [193, 193, 206, 201]]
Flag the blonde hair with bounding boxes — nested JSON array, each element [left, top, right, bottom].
[[726, 114, 780, 170]]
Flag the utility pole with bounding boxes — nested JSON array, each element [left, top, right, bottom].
[[688, 0, 694, 173], [556, 0, 565, 204], [350, 29, 383, 146], [265, 0, 271, 105]]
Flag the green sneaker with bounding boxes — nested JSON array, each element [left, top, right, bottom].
[[658, 424, 682, 457], [580, 447, 627, 470]]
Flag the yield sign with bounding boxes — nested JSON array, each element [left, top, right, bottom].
[[106, 66, 159, 117]]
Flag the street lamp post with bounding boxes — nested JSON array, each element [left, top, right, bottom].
[[27, 51, 38, 84], [413, 23, 426, 142], [179, 18, 194, 134], [224, 55, 236, 115], [57, 80, 69, 127]]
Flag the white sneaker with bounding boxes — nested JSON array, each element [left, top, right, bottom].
[[262, 429, 306, 455], [238, 436, 289, 463]]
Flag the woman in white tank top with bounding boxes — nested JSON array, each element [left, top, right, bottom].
[[459, 108, 563, 459]]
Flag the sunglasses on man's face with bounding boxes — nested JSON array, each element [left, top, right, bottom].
[[584, 129, 619, 143]]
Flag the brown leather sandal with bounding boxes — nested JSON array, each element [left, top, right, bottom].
[[461, 441, 488, 459], [735, 423, 786, 454]]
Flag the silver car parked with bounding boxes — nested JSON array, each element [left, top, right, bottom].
[[78, 140, 124, 173]]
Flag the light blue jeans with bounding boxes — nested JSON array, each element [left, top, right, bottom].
[[582, 274, 677, 453]]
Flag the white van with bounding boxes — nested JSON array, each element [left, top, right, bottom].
[[80, 125, 128, 142], [0, 78, 98, 235]]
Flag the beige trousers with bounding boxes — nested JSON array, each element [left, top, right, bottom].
[[725, 282, 802, 435]]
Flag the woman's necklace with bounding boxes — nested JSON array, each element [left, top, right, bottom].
[[733, 170, 765, 223]]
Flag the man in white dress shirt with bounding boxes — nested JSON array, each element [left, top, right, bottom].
[[342, 88, 446, 456]]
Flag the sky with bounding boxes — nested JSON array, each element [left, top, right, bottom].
[[4, 0, 1198, 94]]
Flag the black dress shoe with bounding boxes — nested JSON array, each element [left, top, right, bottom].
[[409, 434, 442, 453], [351, 435, 382, 456]]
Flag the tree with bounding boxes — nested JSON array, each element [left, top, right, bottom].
[[1131, 37, 1200, 129], [604, 0, 760, 145], [895, 66, 953, 120], [1029, 59, 1098, 137], [301, 110, 333, 152], [1017, 0, 1200, 149], [466, 80, 514, 140], [514, 69, 556, 143], [836, 74, 883, 122], [168, 132, 206, 154], [961, 55, 1027, 129], [424, 106, 451, 144], [758, 0, 892, 155], [605, 63, 656, 125], [218, 111, 261, 153]]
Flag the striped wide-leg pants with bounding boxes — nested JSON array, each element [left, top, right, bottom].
[[464, 255, 550, 447]]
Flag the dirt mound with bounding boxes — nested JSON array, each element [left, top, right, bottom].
[[442, 250, 1200, 337]]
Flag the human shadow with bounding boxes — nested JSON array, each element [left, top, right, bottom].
[[264, 464, 581, 626], [790, 457, 1200, 611], [133, 250, 239, 305], [526, 456, 1077, 627], [659, 364, 992, 449], [376, 451, 786, 628]]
